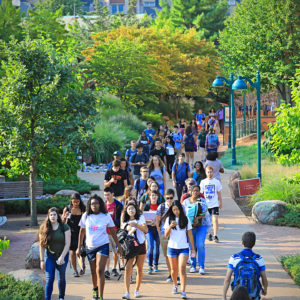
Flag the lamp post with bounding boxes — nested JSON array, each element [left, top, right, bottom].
[[232, 70, 261, 180], [212, 72, 236, 165], [242, 91, 246, 135]]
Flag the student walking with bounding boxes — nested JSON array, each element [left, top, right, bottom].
[[144, 121, 156, 147], [200, 166, 222, 243], [137, 131, 150, 155], [197, 127, 207, 162], [196, 109, 206, 132], [163, 200, 196, 299], [144, 190, 161, 274], [172, 153, 191, 201], [150, 138, 167, 166], [183, 125, 196, 166], [148, 155, 167, 196], [107, 151, 121, 169], [62, 193, 86, 277], [133, 166, 149, 202], [120, 158, 134, 186], [77, 195, 122, 300], [164, 135, 176, 178], [205, 127, 220, 153], [139, 180, 165, 211], [125, 141, 137, 167], [170, 125, 183, 156], [182, 185, 212, 275], [121, 201, 148, 299], [39, 207, 71, 300], [130, 143, 149, 181], [204, 151, 224, 182], [192, 161, 206, 185], [223, 232, 268, 300]]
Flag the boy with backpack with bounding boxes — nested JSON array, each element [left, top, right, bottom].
[[134, 166, 149, 202], [223, 231, 268, 300], [130, 143, 149, 180], [172, 153, 192, 201], [205, 127, 220, 153], [200, 165, 222, 242]]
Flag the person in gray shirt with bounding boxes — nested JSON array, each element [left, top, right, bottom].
[[204, 151, 224, 182]]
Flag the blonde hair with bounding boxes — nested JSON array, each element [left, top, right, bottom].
[[205, 165, 214, 171], [148, 155, 164, 173]]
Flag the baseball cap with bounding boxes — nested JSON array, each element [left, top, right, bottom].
[[113, 151, 121, 156]]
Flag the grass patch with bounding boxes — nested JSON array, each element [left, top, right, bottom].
[[276, 204, 300, 228], [281, 255, 300, 285], [4, 196, 70, 214]]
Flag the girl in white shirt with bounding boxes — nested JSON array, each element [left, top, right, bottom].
[[121, 201, 148, 299], [77, 194, 122, 300], [163, 200, 196, 299]]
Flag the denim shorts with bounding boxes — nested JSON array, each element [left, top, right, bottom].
[[167, 247, 189, 258], [86, 243, 109, 262]]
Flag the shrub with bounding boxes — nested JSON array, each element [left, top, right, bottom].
[[0, 273, 44, 300], [43, 177, 99, 194], [281, 255, 300, 285], [4, 196, 70, 214], [140, 111, 163, 129], [109, 114, 146, 134], [276, 204, 300, 228]]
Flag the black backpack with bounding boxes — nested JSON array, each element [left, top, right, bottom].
[[116, 228, 140, 260]]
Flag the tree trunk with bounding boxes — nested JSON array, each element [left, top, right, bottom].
[[30, 158, 37, 227], [276, 83, 291, 104]]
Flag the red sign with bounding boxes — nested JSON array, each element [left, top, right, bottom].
[[238, 178, 261, 197]]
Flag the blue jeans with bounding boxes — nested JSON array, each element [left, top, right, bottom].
[[190, 225, 207, 269], [146, 226, 160, 267], [45, 251, 69, 300]]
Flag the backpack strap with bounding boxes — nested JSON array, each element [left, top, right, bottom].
[[136, 179, 140, 194]]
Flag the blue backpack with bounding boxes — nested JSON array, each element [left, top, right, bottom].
[[207, 134, 218, 147], [186, 198, 208, 227], [231, 253, 262, 299]]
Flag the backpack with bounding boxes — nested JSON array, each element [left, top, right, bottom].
[[116, 228, 140, 260], [186, 198, 207, 228], [231, 253, 262, 299], [207, 134, 218, 147], [175, 162, 189, 178], [185, 133, 194, 149]]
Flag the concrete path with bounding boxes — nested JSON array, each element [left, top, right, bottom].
[[50, 156, 300, 300]]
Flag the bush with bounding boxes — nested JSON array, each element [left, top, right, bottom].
[[43, 178, 99, 194], [4, 196, 70, 214], [0, 237, 10, 256], [140, 111, 163, 129], [281, 255, 300, 285], [0, 274, 44, 300], [276, 204, 300, 228], [109, 114, 146, 134]]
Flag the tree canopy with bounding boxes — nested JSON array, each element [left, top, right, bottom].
[[34, 0, 83, 15], [219, 0, 300, 102]]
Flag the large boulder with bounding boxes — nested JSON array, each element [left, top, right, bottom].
[[55, 189, 78, 197], [228, 171, 241, 200], [25, 242, 40, 269], [252, 200, 287, 225], [8, 269, 43, 287]]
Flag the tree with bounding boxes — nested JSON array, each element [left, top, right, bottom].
[[155, 0, 228, 42], [266, 67, 300, 166], [34, 0, 83, 15], [219, 0, 300, 103], [0, 0, 24, 42], [0, 39, 96, 226]]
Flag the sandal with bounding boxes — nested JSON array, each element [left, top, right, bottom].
[[79, 268, 85, 276], [73, 271, 80, 277]]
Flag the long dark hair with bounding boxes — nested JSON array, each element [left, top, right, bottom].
[[69, 192, 86, 212], [162, 200, 188, 229], [40, 207, 63, 247], [194, 161, 206, 176], [185, 125, 192, 135], [165, 135, 175, 148], [122, 201, 142, 223], [86, 194, 107, 215]]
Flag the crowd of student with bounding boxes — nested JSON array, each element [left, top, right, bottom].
[[38, 110, 268, 300]]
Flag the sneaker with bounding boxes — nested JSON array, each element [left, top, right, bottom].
[[73, 270, 80, 277], [154, 265, 159, 272], [199, 267, 205, 275], [166, 275, 172, 282], [104, 270, 110, 279], [112, 268, 119, 277], [122, 292, 130, 299], [177, 277, 181, 285], [172, 285, 178, 294], [93, 289, 99, 300], [181, 291, 187, 299], [214, 235, 219, 243], [134, 290, 141, 298], [208, 233, 213, 241], [148, 267, 153, 274], [189, 266, 196, 273]]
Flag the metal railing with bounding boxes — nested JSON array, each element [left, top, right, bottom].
[[236, 118, 257, 139]]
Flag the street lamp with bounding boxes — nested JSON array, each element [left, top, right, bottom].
[[212, 72, 236, 165], [232, 70, 261, 180]]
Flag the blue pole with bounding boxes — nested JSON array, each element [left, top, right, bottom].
[[228, 72, 233, 148], [231, 80, 236, 165], [243, 91, 246, 135], [256, 70, 261, 180]]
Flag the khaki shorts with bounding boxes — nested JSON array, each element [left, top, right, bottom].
[[108, 234, 118, 253], [159, 234, 168, 257]]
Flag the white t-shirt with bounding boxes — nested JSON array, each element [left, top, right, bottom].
[[121, 215, 146, 244], [79, 212, 115, 250], [200, 177, 222, 208], [164, 217, 192, 249]]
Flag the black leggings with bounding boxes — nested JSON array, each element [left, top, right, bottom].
[[166, 155, 175, 175]]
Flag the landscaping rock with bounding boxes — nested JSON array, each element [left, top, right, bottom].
[[25, 242, 40, 269], [229, 178, 240, 200], [55, 189, 78, 197], [230, 171, 241, 182], [252, 200, 287, 225], [8, 269, 43, 287]]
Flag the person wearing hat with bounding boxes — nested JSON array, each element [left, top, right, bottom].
[[107, 151, 121, 169]]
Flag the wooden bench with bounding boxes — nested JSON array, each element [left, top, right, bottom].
[[0, 181, 43, 223]]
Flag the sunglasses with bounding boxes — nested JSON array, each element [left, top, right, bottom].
[[166, 196, 174, 200]]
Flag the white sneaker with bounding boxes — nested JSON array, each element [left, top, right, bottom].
[[122, 292, 130, 299], [189, 266, 196, 273], [172, 285, 178, 294], [199, 267, 205, 275], [134, 290, 141, 298]]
